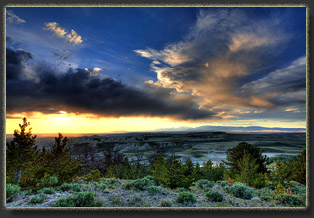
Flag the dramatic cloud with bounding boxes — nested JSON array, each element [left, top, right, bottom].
[[6, 10, 26, 24], [6, 47, 214, 120], [135, 9, 305, 120], [6, 47, 33, 80], [239, 56, 306, 107], [44, 22, 83, 44]]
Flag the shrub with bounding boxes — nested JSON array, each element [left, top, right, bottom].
[[94, 182, 107, 191], [220, 181, 228, 187], [277, 194, 305, 207], [71, 183, 81, 192], [54, 192, 100, 207], [59, 183, 72, 192], [229, 183, 255, 200], [206, 190, 224, 202], [160, 200, 172, 207], [95, 199, 104, 207], [82, 169, 101, 182], [197, 179, 215, 189], [49, 175, 59, 187], [215, 202, 229, 207], [106, 178, 120, 185], [274, 183, 286, 195], [125, 177, 154, 190], [148, 186, 161, 194], [176, 187, 188, 192], [112, 197, 122, 205], [39, 187, 55, 194], [30, 194, 45, 204], [176, 191, 196, 204], [258, 188, 274, 202], [6, 183, 21, 202], [287, 186, 306, 195]]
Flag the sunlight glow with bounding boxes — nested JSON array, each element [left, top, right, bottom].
[[6, 111, 305, 135]]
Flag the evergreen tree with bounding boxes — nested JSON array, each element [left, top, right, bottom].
[[183, 158, 194, 177], [6, 118, 38, 184], [270, 158, 293, 188], [201, 160, 213, 181], [152, 153, 169, 186], [235, 151, 259, 186], [224, 142, 270, 176], [192, 162, 202, 181], [292, 150, 306, 185], [167, 159, 193, 189], [45, 133, 83, 184]]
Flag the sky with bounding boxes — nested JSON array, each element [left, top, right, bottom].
[[5, 7, 307, 134]]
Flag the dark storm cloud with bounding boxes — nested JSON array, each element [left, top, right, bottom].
[[6, 47, 214, 120], [6, 47, 33, 80]]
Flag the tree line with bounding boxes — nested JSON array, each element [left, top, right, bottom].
[[6, 118, 306, 192]]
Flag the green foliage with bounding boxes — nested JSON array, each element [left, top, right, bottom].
[[168, 160, 193, 189], [6, 118, 39, 186], [176, 187, 188, 192], [111, 197, 122, 205], [59, 182, 81, 192], [71, 183, 81, 192], [274, 183, 286, 195], [199, 160, 226, 182], [192, 162, 202, 181], [54, 192, 100, 207], [95, 199, 104, 207], [205, 189, 224, 202], [93, 181, 107, 191], [276, 194, 305, 207], [48, 175, 59, 187], [176, 191, 196, 204], [152, 153, 169, 186], [30, 194, 45, 204], [229, 182, 255, 200], [46, 133, 83, 184], [6, 183, 21, 202], [160, 200, 172, 207], [290, 150, 306, 185], [38, 187, 55, 194], [215, 202, 229, 207], [147, 185, 161, 194], [125, 177, 154, 190], [234, 151, 259, 186], [59, 183, 72, 192], [196, 179, 215, 189], [82, 169, 101, 182], [287, 185, 306, 195], [220, 181, 228, 187], [270, 158, 293, 189], [7, 118, 84, 190], [224, 142, 270, 176]]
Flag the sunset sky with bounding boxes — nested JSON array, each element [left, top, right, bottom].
[[6, 7, 306, 134]]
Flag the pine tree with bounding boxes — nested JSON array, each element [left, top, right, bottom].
[[152, 153, 169, 186], [167, 159, 193, 189], [201, 160, 213, 181], [192, 162, 202, 181], [224, 142, 270, 176], [6, 117, 38, 184], [292, 150, 306, 185], [235, 151, 259, 185], [45, 133, 83, 184], [183, 158, 194, 177]]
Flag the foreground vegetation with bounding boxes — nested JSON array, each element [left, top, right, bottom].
[[6, 118, 306, 207]]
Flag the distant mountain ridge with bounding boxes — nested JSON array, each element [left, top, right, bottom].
[[155, 125, 306, 133]]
